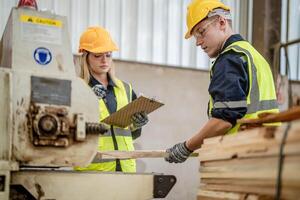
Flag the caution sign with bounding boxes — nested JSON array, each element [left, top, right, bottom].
[[20, 15, 62, 27], [20, 14, 63, 44]]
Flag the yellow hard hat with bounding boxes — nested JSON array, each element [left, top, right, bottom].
[[79, 26, 119, 53], [185, 0, 230, 39]]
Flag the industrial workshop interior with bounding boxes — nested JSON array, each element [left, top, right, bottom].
[[0, 0, 300, 199]]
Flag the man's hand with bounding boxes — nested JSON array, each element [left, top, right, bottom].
[[165, 142, 193, 163], [131, 112, 149, 129], [92, 84, 107, 99]]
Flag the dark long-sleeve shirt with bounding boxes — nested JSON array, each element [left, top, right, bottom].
[[208, 34, 249, 126]]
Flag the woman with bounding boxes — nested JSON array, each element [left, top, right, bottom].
[[76, 26, 148, 172]]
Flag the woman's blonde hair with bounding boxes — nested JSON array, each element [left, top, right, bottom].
[[79, 51, 116, 84]]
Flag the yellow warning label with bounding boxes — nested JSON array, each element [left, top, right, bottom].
[[20, 15, 62, 27]]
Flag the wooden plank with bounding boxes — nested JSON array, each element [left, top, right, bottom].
[[201, 178, 300, 188], [202, 121, 300, 148], [200, 132, 300, 153], [237, 106, 300, 125], [201, 154, 300, 169], [95, 150, 198, 159], [237, 142, 300, 159], [197, 122, 300, 161], [197, 189, 250, 200], [199, 156, 300, 184], [197, 113, 300, 200], [198, 139, 300, 162], [197, 189, 272, 200], [201, 183, 300, 200], [97, 150, 167, 159]]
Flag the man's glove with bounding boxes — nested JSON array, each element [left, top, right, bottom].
[[92, 84, 107, 99], [165, 142, 193, 163], [131, 112, 149, 129]]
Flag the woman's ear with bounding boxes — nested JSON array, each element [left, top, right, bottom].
[[84, 52, 90, 66]]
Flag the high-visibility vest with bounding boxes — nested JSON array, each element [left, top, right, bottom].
[[208, 41, 280, 134], [76, 78, 136, 172]]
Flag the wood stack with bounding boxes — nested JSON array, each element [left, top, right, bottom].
[[197, 108, 300, 200]]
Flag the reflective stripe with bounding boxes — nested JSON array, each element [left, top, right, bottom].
[[247, 99, 278, 114], [122, 81, 131, 103], [214, 100, 247, 109], [102, 128, 132, 137], [114, 127, 131, 136], [226, 45, 278, 113]]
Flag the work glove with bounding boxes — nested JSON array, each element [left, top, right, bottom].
[[165, 142, 193, 163], [131, 112, 149, 129], [92, 84, 107, 99]]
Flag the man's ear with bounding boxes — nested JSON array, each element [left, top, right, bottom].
[[219, 17, 227, 31]]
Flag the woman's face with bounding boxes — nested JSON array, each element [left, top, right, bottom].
[[87, 52, 112, 75]]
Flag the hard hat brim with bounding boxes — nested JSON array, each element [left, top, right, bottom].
[[79, 46, 119, 54], [185, 32, 192, 39], [88, 46, 119, 54]]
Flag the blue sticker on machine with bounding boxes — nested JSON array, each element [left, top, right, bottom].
[[34, 47, 52, 65]]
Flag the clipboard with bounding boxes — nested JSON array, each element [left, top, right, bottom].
[[101, 96, 164, 128]]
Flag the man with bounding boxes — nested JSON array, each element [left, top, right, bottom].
[[165, 0, 279, 163]]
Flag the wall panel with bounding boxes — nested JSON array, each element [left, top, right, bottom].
[[0, 0, 247, 70]]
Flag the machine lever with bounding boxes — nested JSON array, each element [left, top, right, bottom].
[[86, 122, 109, 135]]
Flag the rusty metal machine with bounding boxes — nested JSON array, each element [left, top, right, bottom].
[[0, 5, 175, 200]]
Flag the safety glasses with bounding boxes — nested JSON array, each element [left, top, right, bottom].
[[90, 52, 112, 60], [192, 17, 218, 40]]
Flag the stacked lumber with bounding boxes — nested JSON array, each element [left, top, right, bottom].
[[197, 119, 300, 200]]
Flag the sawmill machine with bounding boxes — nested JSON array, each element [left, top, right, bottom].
[[0, 5, 176, 200]]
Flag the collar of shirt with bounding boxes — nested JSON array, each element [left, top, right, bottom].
[[89, 74, 116, 88], [221, 34, 245, 52], [212, 34, 245, 65]]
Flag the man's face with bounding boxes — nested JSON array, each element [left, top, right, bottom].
[[192, 16, 225, 58]]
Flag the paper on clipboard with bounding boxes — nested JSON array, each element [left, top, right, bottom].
[[101, 96, 164, 128]]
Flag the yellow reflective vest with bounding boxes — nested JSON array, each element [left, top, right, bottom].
[[208, 40, 280, 134], [76, 78, 136, 172]]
